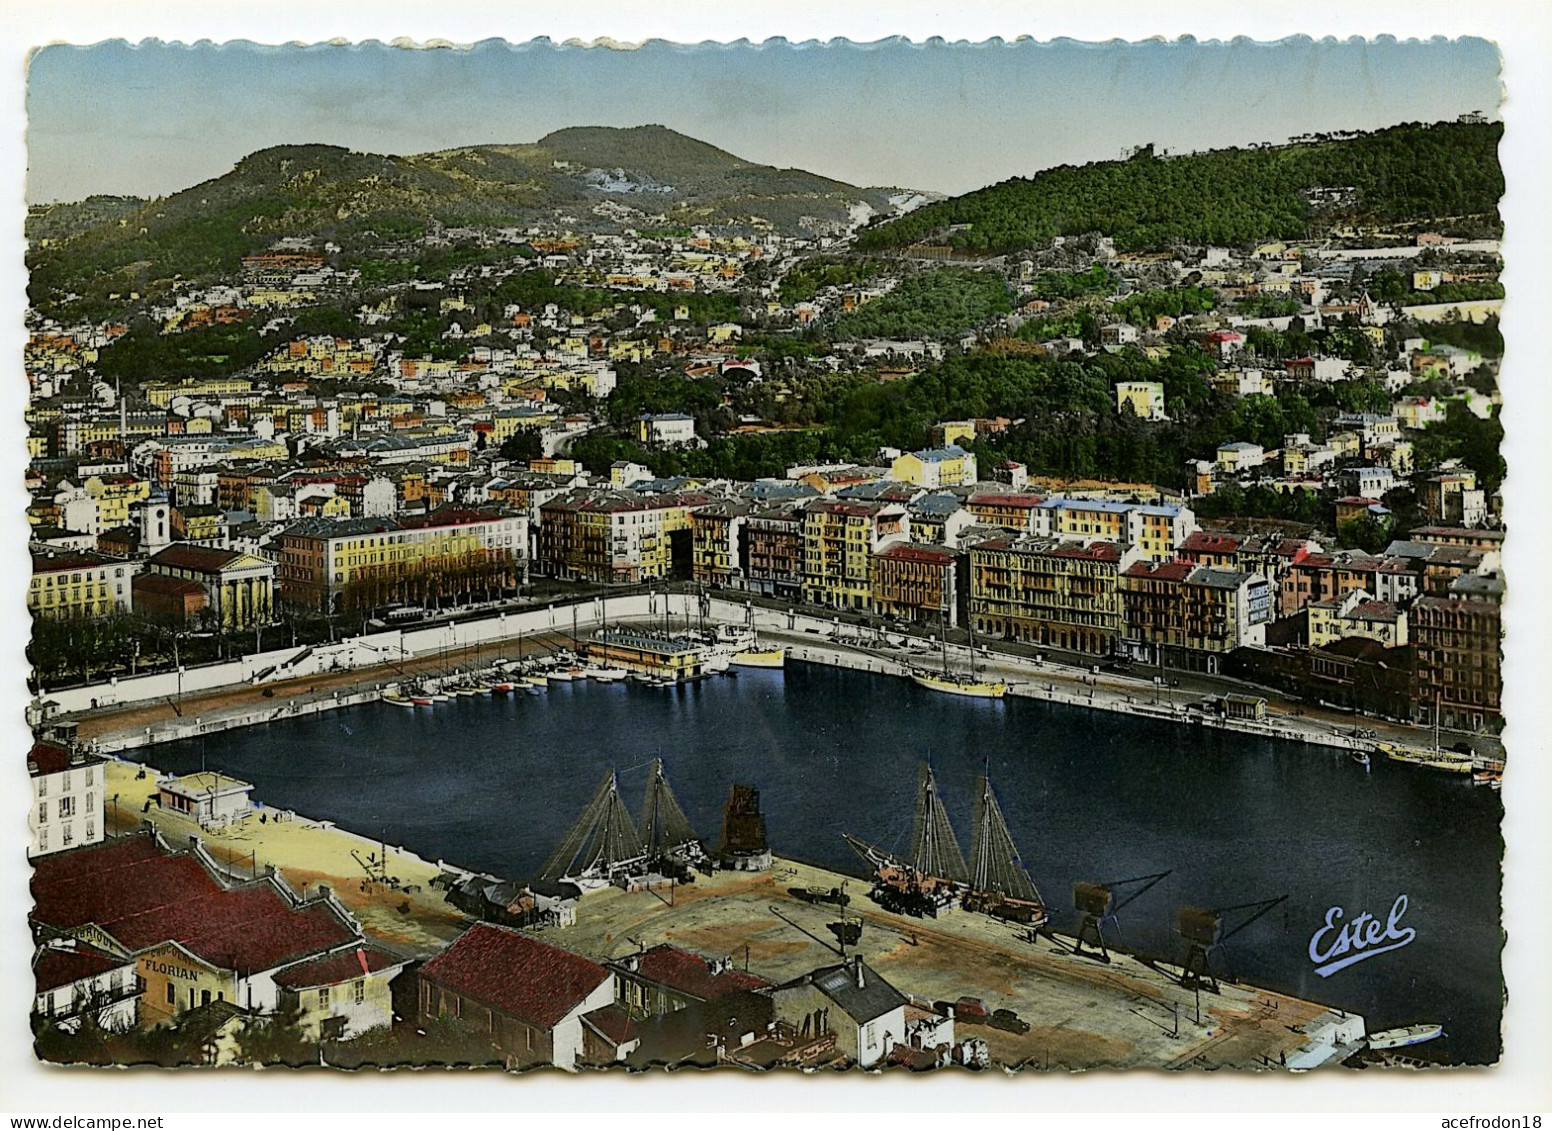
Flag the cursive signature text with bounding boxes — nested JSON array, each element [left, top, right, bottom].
[[1308, 894, 1416, 978]]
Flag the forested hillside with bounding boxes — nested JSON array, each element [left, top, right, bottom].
[[856, 120, 1503, 254]]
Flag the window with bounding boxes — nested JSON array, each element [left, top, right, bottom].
[[319, 985, 331, 1009], [865, 1021, 876, 1048], [85, 767, 95, 785], [353, 980, 364, 1005], [59, 797, 75, 819], [38, 803, 47, 825], [62, 825, 74, 846], [167, 983, 176, 1005]]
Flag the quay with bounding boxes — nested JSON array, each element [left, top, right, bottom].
[[99, 756, 1364, 1071], [52, 594, 1463, 761]]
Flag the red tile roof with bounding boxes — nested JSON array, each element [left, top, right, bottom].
[[1047, 541, 1123, 563], [30, 834, 357, 975], [34, 944, 131, 994], [272, 945, 403, 989], [27, 740, 98, 777], [1180, 531, 1242, 555], [621, 944, 772, 1002], [149, 544, 243, 574], [970, 493, 1045, 509], [419, 923, 608, 1030], [1123, 560, 1195, 582], [874, 542, 956, 566]]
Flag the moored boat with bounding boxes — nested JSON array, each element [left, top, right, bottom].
[[1378, 742, 1473, 774], [731, 646, 786, 668], [910, 669, 1008, 699], [383, 692, 416, 708], [1367, 1023, 1444, 1050], [589, 666, 628, 682]]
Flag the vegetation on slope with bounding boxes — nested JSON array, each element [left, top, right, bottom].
[[855, 120, 1504, 254]]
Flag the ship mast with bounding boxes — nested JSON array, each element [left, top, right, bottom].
[[909, 762, 968, 883], [640, 757, 698, 857], [539, 769, 642, 880], [969, 766, 1043, 904]]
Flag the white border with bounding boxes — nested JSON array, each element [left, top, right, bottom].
[[3, 0, 1549, 1118]]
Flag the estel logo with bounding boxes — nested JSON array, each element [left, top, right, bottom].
[[1308, 894, 1417, 978]]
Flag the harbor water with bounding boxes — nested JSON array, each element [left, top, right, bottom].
[[141, 661, 1504, 1064]]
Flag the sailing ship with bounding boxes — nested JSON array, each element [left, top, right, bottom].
[[538, 760, 702, 890], [843, 762, 1042, 924], [537, 770, 645, 891], [1376, 691, 1476, 775], [962, 770, 1048, 927], [910, 611, 1006, 698]]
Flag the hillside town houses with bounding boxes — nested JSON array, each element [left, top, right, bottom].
[[27, 219, 1506, 740], [22, 123, 1510, 1074]]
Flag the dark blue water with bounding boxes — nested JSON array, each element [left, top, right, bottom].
[[143, 662, 1503, 1063]]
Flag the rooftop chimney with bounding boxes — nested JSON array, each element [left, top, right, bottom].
[[853, 956, 865, 990]]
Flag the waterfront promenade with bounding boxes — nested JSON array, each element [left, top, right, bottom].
[[61, 594, 1462, 761]]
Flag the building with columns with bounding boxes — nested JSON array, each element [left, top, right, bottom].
[[138, 543, 276, 630]]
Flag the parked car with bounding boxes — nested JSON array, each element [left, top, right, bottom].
[[952, 996, 990, 1023], [989, 1008, 1030, 1035]]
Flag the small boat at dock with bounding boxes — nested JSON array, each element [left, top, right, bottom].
[[731, 646, 786, 668], [1367, 1023, 1444, 1050], [1378, 742, 1473, 775], [910, 670, 1008, 699], [383, 691, 416, 708]]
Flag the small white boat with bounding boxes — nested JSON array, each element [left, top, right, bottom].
[[547, 669, 575, 682], [523, 674, 548, 688], [1367, 1023, 1444, 1050], [383, 692, 416, 709], [429, 690, 452, 702], [589, 666, 628, 682]]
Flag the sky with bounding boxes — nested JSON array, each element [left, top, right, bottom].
[[25, 36, 1502, 205]]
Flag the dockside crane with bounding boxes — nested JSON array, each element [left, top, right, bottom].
[[1173, 894, 1288, 994], [1062, 871, 1173, 964]]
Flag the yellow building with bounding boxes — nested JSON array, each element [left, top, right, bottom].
[[929, 421, 977, 448], [488, 407, 560, 446], [29, 551, 138, 619], [890, 446, 978, 489], [1037, 500, 1195, 563], [1116, 381, 1167, 421], [800, 499, 909, 610], [537, 490, 703, 585], [276, 508, 527, 613], [143, 377, 254, 409], [85, 474, 151, 529]]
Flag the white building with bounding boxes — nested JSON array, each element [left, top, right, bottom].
[[769, 957, 910, 1069], [1215, 442, 1266, 473], [28, 727, 105, 858], [32, 939, 141, 1035], [156, 771, 254, 828], [636, 413, 699, 448]]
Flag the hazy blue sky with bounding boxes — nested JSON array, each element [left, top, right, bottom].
[[26, 36, 1501, 204]]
